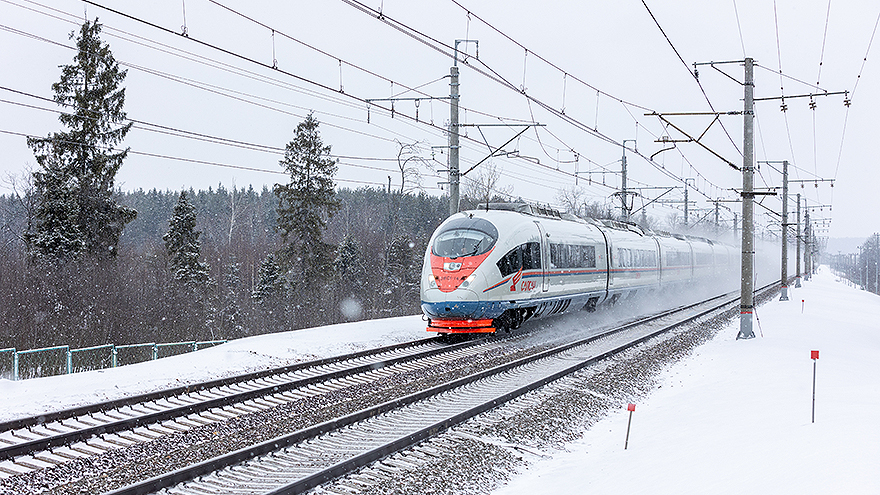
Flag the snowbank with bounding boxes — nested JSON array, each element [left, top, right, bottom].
[[495, 266, 880, 494], [0, 315, 426, 422]]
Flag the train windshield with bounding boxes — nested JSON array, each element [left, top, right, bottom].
[[432, 217, 498, 259]]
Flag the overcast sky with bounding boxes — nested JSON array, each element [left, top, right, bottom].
[[1, 0, 878, 240]]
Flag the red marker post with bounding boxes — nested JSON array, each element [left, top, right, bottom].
[[802, 299, 805, 314], [624, 403, 636, 449], [811, 350, 819, 423]]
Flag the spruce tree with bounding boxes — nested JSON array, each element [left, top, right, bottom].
[[252, 254, 286, 303], [274, 113, 340, 323], [252, 253, 289, 332], [26, 19, 136, 260], [384, 236, 419, 315], [334, 235, 369, 319], [217, 259, 244, 338], [163, 192, 210, 287]]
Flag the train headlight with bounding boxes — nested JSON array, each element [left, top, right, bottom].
[[444, 261, 462, 271], [459, 274, 476, 288], [428, 274, 438, 288]]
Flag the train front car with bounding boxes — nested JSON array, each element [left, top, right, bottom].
[[421, 209, 541, 334]]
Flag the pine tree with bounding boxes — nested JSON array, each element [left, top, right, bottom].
[[334, 235, 367, 286], [28, 160, 85, 259], [384, 236, 420, 316], [163, 192, 210, 287], [333, 235, 369, 319], [217, 259, 244, 338], [274, 113, 340, 323], [26, 19, 136, 260], [252, 253, 286, 303], [252, 253, 289, 332]]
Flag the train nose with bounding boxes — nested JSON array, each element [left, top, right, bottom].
[[421, 287, 482, 319]]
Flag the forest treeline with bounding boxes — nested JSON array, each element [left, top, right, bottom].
[[0, 186, 449, 349], [0, 17, 618, 352]]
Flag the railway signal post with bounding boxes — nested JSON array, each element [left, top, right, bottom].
[[624, 403, 636, 449], [811, 350, 819, 423]]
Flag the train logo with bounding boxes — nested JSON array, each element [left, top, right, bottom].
[[510, 267, 523, 291]]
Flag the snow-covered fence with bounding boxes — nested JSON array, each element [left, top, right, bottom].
[[0, 348, 15, 380], [15, 345, 69, 380], [71, 344, 114, 373], [1, 340, 226, 381], [157, 341, 197, 359], [115, 343, 157, 366]]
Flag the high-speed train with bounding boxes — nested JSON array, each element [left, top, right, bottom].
[[420, 203, 736, 335]]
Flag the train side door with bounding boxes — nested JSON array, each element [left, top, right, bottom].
[[534, 221, 549, 292]]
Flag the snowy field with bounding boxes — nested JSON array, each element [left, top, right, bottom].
[[0, 314, 428, 423], [2, 266, 877, 494], [495, 266, 880, 495]]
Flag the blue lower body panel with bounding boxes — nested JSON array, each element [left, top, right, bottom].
[[421, 300, 506, 320]]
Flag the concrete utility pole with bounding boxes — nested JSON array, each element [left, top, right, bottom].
[[734, 213, 738, 241], [738, 57, 756, 340], [714, 201, 720, 234], [448, 64, 460, 217], [683, 179, 691, 227], [619, 140, 636, 222], [804, 207, 812, 281], [621, 144, 628, 222], [796, 193, 802, 287], [780, 160, 790, 301]]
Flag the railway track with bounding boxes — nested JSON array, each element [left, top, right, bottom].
[[0, 336, 494, 471], [0, 283, 776, 494], [99, 283, 775, 495]]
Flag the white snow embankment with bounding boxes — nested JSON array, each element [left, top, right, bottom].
[[495, 265, 880, 495], [0, 315, 426, 423]]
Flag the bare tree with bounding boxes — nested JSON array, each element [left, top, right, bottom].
[[394, 140, 429, 193], [461, 161, 513, 209], [1, 167, 36, 248], [555, 185, 586, 217], [665, 211, 682, 231]]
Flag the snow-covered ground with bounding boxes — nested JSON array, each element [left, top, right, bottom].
[[495, 266, 880, 494], [0, 315, 427, 422], [2, 266, 877, 494]]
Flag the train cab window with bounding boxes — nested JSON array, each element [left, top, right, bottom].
[[432, 217, 498, 259], [497, 242, 541, 277]]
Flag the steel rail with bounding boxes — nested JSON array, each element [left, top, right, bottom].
[[0, 337, 487, 461], [107, 282, 777, 495], [0, 337, 442, 433]]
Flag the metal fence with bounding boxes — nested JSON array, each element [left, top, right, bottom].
[[0, 340, 226, 381]]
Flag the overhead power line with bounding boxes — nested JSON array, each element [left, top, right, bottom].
[[336, 0, 736, 203], [0, 86, 402, 163], [640, 0, 742, 158], [834, 8, 880, 180], [63, 0, 663, 202], [0, 127, 410, 189], [74, 0, 606, 193], [5, 0, 738, 211], [446, 0, 654, 113]]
